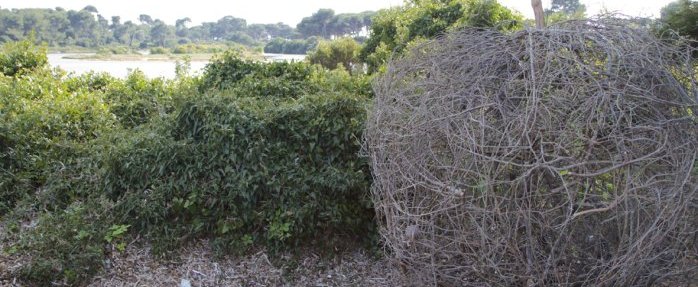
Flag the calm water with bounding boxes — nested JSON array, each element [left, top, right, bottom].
[[47, 53, 209, 79], [47, 53, 306, 79]]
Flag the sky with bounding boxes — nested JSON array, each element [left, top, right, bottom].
[[0, 0, 676, 26]]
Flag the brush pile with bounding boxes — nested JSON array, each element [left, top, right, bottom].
[[366, 18, 698, 286]]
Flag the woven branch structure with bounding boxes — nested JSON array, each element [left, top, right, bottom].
[[365, 18, 698, 286]]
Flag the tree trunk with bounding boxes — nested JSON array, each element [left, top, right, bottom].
[[531, 0, 545, 29]]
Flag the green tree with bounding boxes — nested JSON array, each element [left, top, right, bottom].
[[544, 0, 586, 23], [210, 16, 247, 40], [297, 9, 335, 38], [67, 9, 97, 46], [150, 19, 174, 47], [307, 37, 362, 71], [0, 6, 380, 52], [123, 20, 141, 47], [657, 0, 698, 41], [0, 34, 47, 76], [247, 23, 268, 40], [82, 5, 98, 14], [327, 11, 376, 37], [264, 23, 295, 38], [360, 0, 522, 72], [138, 14, 153, 25], [175, 17, 191, 38], [548, 0, 585, 14]]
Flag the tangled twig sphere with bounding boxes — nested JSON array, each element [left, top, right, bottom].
[[365, 18, 698, 286]]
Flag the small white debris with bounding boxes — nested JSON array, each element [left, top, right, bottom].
[[180, 279, 191, 287]]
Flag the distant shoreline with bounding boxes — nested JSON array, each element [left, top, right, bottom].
[[57, 53, 215, 62]]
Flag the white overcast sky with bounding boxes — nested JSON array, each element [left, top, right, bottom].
[[0, 0, 675, 26]]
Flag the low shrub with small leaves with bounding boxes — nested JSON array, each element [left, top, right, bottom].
[[2, 44, 376, 285], [101, 70, 174, 128], [0, 68, 115, 214], [105, 62, 374, 253], [16, 198, 113, 285], [0, 36, 47, 77]]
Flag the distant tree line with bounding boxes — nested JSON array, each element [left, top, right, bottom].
[[0, 5, 375, 54], [2, 0, 692, 57]]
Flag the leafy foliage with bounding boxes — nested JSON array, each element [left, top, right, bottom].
[[0, 48, 114, 214], [307, 37, 362, 71], [297, 9, 376, 39], [0, 35, 47, 76], [101, 54, 374, 254], [1, 41, 375, 285], [17, 199, 112, 285], [263, 37, 318, 54], [546, 0, 586, 15], [105, 91, 373, 254], [0, 6, 375, 49], [544, 0, 587, 24], [199, 50, 316, 98], [657, 0, 698, 41], [360, 0, 523, 72], [101, 70, 173, 128]]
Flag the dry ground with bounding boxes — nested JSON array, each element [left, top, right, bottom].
[[1, 236, 400, 287]]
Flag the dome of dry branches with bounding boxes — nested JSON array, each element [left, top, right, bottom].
[[365, 18, 698, 286]]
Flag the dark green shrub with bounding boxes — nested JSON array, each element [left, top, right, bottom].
[[171, 43, 218, 54], [198, 50, 260, 91], [309, 64, 374, 97], [199, 51, 316, 98], [16, 198, 114, 286], [0, 37, 48, 77], [64, 72, 117, 93], [0, 68, 115, 214], [263, 37, 318, 54], [307, 38, 362, 71], [102, 70, 173, 128], [2, 38, 376, 286], [97, 46, 132, 55], [231, 62, 318, 99], [104, 90, 373, 253], [149, 47, 169, 54]]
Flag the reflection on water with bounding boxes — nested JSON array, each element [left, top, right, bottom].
[[47, 53, 307, 79]]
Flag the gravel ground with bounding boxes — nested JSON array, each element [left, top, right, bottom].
[[1, 236, 402, 287], [89, 241, 399, 287]]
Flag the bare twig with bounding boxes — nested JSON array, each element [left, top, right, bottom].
[[365, 17, 698, 287]]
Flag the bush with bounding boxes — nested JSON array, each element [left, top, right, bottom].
[[307, 37, 362, 71], [200, 50, 316, 97], [656, 0, 698, 41], [172, 43, 228, 54], [103, 88, 373, 254], [264, 37, 318, 54], [2, 38, 376, 286], [0, 37, 48, 77], [149, 47, 169, 54], [101, 70, 174, 128], [97, 46, 132, 55], [16, 198, 116, 286], [0, 68, 115, 214]]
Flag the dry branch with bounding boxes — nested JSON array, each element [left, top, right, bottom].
[[365, 17, 698, 286]]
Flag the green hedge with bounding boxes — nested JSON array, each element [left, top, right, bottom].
[[3, 44, 375, 285], [101, 70, 174, 128], [0, 36, 47, 77], [104, 87, 373, 254], [0, 69, 115, 214]]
